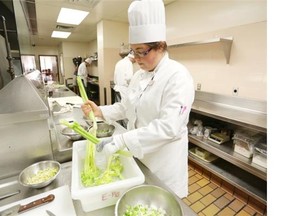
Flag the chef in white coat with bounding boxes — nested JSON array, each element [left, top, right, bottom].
[[81, 0, 195, 198], [113, 53, 135, 102], [77, 57, 92, 88]]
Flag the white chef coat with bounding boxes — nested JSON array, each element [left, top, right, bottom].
[[77, 61, 88, 87], [113, 56, 134, 100], [101, 53, 195, 198]]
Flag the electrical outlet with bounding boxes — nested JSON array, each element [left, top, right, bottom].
[[197, 83, 201, 91], [232, 87, 239, 96]]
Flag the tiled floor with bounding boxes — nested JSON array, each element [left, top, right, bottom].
[[182, 161, 267, 216]]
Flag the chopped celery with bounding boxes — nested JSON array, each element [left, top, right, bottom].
[[61, 78, 127, 186], [59, 120, 125, 187], [123, 204, 167, 216], [81, 154, 124, 187], [26, 167, 59, 185]]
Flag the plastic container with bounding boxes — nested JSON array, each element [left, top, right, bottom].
[[195, 147, 212, 159], [252, 142, 267, 168], [233, 130, 263, 158], [71, 140, 145, 212]]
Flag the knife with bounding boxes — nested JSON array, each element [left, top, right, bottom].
[[0, 194, 55, 216], [46, 210, 56, 216]]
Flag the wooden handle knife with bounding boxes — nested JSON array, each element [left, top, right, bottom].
[[18, 194, 55, 213]]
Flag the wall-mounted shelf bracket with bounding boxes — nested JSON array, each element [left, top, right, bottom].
[[169, 37, 233, 64]]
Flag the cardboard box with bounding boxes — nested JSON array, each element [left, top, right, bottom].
[[71, 140, 145, 212]]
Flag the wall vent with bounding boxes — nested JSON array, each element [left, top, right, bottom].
[[56, 25, 74, 30]]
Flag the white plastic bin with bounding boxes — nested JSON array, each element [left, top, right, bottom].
[[71, 140, 145, 212]]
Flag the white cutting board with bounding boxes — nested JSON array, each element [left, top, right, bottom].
[[0, 185, 76, 216]]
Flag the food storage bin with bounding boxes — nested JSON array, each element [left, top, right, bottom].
[[71, 140, 145, 212], [233, 130, 263, 158], [252, 142, 267, 168]]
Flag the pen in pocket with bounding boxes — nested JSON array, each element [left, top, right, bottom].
[[179, 105, 187, 115]]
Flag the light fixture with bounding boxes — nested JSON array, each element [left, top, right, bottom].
[[51, 31, 71, 38], [57, 8, 89, 25]]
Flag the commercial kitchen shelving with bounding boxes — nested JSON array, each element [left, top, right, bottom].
[[168, 37, 233, 64], [188, 91, 267, 204]]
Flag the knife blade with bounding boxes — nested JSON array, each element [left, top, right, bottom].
[[46, 210, 56, 216], [0, 194, 55, 216]]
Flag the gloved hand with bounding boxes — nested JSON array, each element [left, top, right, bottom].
[[103, 135, 125, 158], [96, 137, 113, 152]]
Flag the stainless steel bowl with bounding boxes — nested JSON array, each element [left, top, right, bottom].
[[83, 116, 103, 126], [96, 122, 115, 138], [18, 160, 61, 189], [61, 125, 88, 140], [115, 185, 183, 216]]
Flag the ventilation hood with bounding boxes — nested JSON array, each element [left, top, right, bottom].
[[0, 75, 49, 125]]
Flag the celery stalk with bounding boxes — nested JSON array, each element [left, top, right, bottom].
[[77, 76, 97, 129], [60, 119, 100, 144]]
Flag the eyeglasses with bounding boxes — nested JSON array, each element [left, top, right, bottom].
[[129, 47, 152, 58]]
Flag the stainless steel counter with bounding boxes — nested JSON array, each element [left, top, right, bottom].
[[0, 160, 196, 216], [0, 85, 196, 215]]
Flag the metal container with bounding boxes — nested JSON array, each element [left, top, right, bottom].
[[115, 185, 183, 216], [0, 76, 53, 180], [84, 118, 115, 138], [60, 125, 88, 141], [96, 122, 115, 138], [18, 160, 61, 189]]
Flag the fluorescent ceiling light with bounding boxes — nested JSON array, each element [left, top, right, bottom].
[[57, 8, 89, 25], [51, 31, 71, 38]]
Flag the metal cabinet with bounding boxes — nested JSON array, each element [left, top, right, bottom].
[[188, 91, 267, 204]]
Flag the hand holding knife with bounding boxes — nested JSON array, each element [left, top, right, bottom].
[[0, 194, 55, 216]]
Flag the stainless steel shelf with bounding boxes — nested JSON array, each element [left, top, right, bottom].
[[189, 135, 267, 180], [188, 91, 267, 205], [188, 153, 267, 204], [168, 37, 233, 64], [192, 91, 267, 133]]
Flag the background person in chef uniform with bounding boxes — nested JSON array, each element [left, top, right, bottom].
[[77, 57, 92, 89], [113, 53, 136, 103], [113, 53, 136, 128], [81, 0, 195, 198]]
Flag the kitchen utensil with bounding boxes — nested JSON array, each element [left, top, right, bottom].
[[0, 194, 54, 216], [18, 160, 61, 189], [60, 125, 88, 140], [115, 185, 183, 216], [46, 210, 56, 216]]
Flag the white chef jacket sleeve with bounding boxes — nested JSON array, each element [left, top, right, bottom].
[[100, 103, 127, 125]]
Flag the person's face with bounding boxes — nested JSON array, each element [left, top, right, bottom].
[[130, 44, 161, 71]]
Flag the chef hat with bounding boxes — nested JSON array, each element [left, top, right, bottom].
[[84, 58, 92, 64], [128, 0, 166, 44]]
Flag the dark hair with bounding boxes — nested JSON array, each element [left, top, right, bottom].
[[146, 41, 167, 52]]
